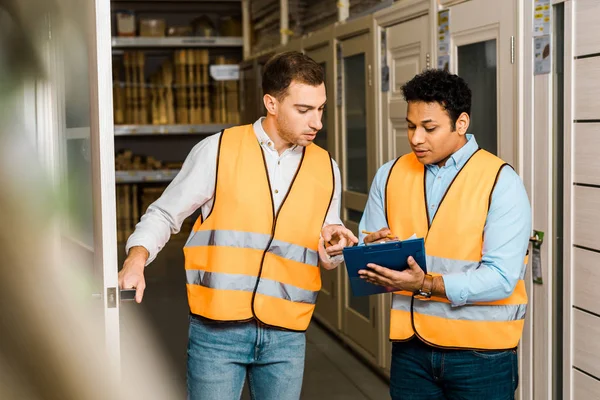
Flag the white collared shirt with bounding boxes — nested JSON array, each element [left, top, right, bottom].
[[127, 118, 343, 264]]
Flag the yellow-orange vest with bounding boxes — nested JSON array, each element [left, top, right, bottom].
[[183, 125, 334, 331], [386, 149, 528, 350]]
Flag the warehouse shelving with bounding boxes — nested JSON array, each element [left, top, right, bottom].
[[114, 123, 233, 136], [112, 36, 243, 48], [115, 169, 180, 183]]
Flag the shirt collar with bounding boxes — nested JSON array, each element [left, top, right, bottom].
[[426, 134, 478, 171], [253, 117, 271, 145], [252, 117, 301, 153]]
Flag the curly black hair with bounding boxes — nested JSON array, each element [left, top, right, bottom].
[[401, 69, 471, 129]]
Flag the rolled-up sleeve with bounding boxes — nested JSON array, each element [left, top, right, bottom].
[[323, 159, 344, 227], [443, 166, 531, 306], [125, 133, 220, 265]]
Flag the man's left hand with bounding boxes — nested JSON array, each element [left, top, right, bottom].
[[358, 256, 425, 292]]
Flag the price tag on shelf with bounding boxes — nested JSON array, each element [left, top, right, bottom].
[[209, 65, 240, 81]]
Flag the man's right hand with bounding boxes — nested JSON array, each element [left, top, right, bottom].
[[118, 246, 149, 303], [363, 228, 398, 245]]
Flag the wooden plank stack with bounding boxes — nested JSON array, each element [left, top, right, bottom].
[[113, 63, 125, 124], [174, 50, 188, 124], [113, 49, 240, 126], [173, 49, 212, 124], [115, 51, 149, 125], [213, 56, 240, 125]]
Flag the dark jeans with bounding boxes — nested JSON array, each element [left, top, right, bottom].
[[390, 339, 518, 400]]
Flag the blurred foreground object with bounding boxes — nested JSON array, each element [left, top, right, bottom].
[[0, 0, 182, 398]]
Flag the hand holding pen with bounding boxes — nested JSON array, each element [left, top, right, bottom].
[[362, 228, 398, 244]]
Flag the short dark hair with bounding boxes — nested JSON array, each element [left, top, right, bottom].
[[401, 69, 471, 129], [262, 51, 325, 100]]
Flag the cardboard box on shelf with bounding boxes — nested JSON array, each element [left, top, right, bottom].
[[116, 11, 136, 37], [140, 18, 166, 37]]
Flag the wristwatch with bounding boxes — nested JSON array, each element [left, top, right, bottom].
[[417, 274, 434, 299]]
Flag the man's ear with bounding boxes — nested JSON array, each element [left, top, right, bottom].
[[263, 94, 278, 115], [455, 112, 470, 136]]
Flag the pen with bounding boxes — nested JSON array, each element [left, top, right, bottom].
[[361, 230, 396, 239]]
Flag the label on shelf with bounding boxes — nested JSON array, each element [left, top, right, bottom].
[[111, 36, 243, 48], [114, 124, 234, 136], [115, 169, 180, 183], [209, 65, 240, 81]]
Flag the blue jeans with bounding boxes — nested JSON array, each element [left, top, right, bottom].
[[187, 315, 306, 400], [390, 339, 518, 400]]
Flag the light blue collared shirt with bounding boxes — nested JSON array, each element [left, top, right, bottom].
[[358, 135, 531, 306]]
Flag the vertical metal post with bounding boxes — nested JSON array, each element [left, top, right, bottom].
[[242, 0, 251, 59], [280, 0, 289, 45]]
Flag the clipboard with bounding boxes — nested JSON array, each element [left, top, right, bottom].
[[342, 238, 427, 296]]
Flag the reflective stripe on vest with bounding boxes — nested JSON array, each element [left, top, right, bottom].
[[185, 229, 319, 266], [392, 295, 527, 321], [386, 149, 528, 350], [184, 125, 334, 331], [186, 270, 318, 304]]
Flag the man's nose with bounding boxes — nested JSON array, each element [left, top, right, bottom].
[[310, 113, 323, 131], [411, 127, 426, 145]]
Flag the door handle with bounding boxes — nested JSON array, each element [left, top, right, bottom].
[[93, 288, 138, 308], [120, 288, 137, 301], [529, 230, 544, 247], [529, 230, 544, 285]]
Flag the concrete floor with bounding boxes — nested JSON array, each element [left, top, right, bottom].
[[119, 237, 389, 399]]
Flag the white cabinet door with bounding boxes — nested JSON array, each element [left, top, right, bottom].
[[383, 14, 430, 162], [47, 0, 120, 369], [448, 0, 516, 165]]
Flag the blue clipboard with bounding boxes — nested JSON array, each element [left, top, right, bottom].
[[342, 238, 427, 296]]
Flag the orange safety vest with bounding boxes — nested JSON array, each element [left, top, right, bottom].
[[386, 149, 528, 350], [183, 125, 334, 331]]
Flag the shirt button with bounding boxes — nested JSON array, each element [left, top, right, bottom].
[[277, 160, 280, 165], [431, 204, 436, 208], [268, 142, 273, 147], [437, 176, 441, 180], [275, 189, 279, 194]]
